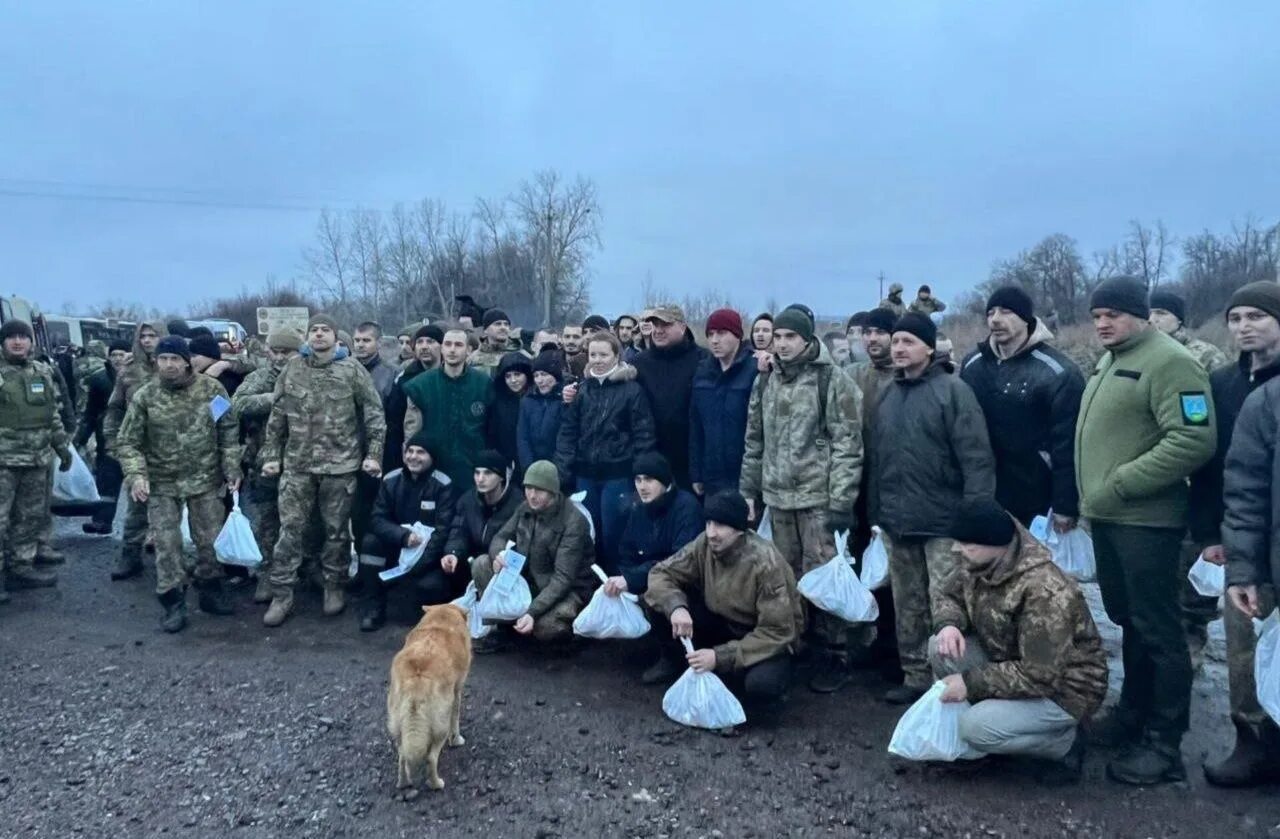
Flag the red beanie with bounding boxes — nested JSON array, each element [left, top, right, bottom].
[[705, 308, 743, 340]]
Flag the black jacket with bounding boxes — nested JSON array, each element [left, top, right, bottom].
[[367, 466, 456, 572], [689, 346, 757, 494], [444, 482, 523, 560], [485, 353, 532, 472], [555, 363, 656, 483], [1189, 353, 1280, 544], [74, 365, 117, 452], [361, 354, 398, 406], [633, 331, 711, 486], [959, 324, 1085, 522], [1224, 375, 1280, 589], [383, 360, 432, 472], [616, 487, 704, 593], [518, 386, 564, 472], [870, 357, 998, 538]]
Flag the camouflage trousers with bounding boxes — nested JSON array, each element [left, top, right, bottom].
[[770, 507, 857, 654], [1178, 538, 1219, 635], [271, 471, 356, 593], [0, 465, 51, 575], [472, 554, 584, 642], [1225, 584, 1278, 733], [122, 493, 150, 549], [150, 490, 226, 595], [881, 531, 958, 689], [246, 475, 280, 579]]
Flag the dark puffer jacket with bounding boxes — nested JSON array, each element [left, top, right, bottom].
[[444, 483, 523, 561], [1223, 375, 1280, 590], [959, 321, 1085, 522], [870, 356, 997, 538], [555, 363, 656, 484], [689, 345, 757, 495], [616, 487, 705, 593], [518, 386, 564, 472], [633, 331, 711, 486], [366, 466, 456, 573], [486, 353, 532, 473]]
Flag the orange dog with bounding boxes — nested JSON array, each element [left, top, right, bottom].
[[387, 604, 472, 791]]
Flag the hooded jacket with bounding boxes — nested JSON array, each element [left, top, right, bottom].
[[367, 464, 456, 571], [485, 353, 532, 472], [616, 486, 704, 593], [73, 363, 118, 453], [445, 482, 522, 560], [932, 520, 1108, 721], [1223, 375, 1280, 589], [518, 383, 564, 473], [870, 356, 997, 538], [689, 345, 757, 494], [554, 362, 656, 483], [489, 493, 597, 619], [633, 330, 711, 486], [740, 340, 863, 513], [959, 320, 1085, 522], [104, 320, 165, 450], [646, 530, 804, 673]]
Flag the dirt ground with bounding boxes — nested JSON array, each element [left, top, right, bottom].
[[2, 522, 1279, 838]]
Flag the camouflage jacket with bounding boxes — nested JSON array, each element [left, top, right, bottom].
[[231, 363, 284, 471], [932, 521, 1108, 721], [488, 494, 597, 619], [849, 356, 895, 440], [73, 348, 106, 415], [646, 531, 803, 674], [878, 295, 906, 317], [908, 296, 947, 315], [740, 340, 863, 512], [468, 344, 506, 377], [1173, 327, 1229, 373], [116, 371, 241, 497], [263, 351, 386, 474], [0, 356, 70, 468], [104, 321, 164, 450]]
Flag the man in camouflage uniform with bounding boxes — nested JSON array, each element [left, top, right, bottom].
[[1149, 289, 1230, 373], [740, 307, 864, 694], [0, 320, 73, 602], [930, 497, 1107, 784], [878, 282, 907, 317], [907, 284, 947, 316], [105, 320, 165, 580], [467, 309, 511, 376], [260, 314, 386, 626], [116, 337, 241, 632], [74, 340, 108, 417], [232, 329, 304, 603]]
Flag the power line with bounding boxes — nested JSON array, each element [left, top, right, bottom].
[[0, 177, 368, 213], [0, 186, 324, 213]]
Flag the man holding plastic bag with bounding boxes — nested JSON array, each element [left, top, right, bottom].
[[115, 337, 242, 633], [923, 498, 1106, 783], [0, 319, 74, 601], [355, 431, 457, 632], [645, 492, 803, 720], [471, 461, 596, 651]]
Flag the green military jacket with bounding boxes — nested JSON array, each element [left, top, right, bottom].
[[116, 371, 240, 497], [263, 351, 386, 475], [740, 340, 863, 513], [105, 321, 164, 449], [0, 356, 70, 468], [849, 356, 895, 440], [908, 296, 947, 315], [488, 494, 596, 620], [1172, 327, 1229, 373], [231, 362, 284, 472]]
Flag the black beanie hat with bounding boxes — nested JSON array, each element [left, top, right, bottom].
[[704, 490, 750, 532], [166, 319, 191, 338], [582, 314, 610, 332], [413, 324, 445, 344], [949, 497, 1016, 547], [108, 339, 131, 354], [1148, 289, 1186, 325], [773, 308, 815, 342], [892, 312, 937, 349], [473, 449, 508, 477], [1226, 281, 1280, 323], [985, 286, 1035, 326], [864, 308, 897, 334], [531, 351, 563, 381], [1090, 276, 1150, 319], [187, 325, 214, 340], [845, 311, 869, 332], [632, 451, 673, 485], [404, 430, 438, 461], [188, 335, 222, 361], [154, 335, 191, 362], [0, 319, 35, 342], [482, 309, 510, 328]]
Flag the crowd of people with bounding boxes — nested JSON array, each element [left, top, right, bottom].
[[2, 274, 1279, 790]]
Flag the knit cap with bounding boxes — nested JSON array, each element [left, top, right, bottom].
[[1089, 277, 1150, 319], [892, 313, 937, 349]]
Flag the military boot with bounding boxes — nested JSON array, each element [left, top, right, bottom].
[[195, 579, 235, 616], [1036, 725, 1086, 786], [6, 567, 58, 591], [808, 653, 853, 694], [322, 586, 346, 617], [883, 684, 927, 706], [1088, 705, 1144, 748], [1106, 733, 1186, 785], [263, 591, 294, 627], [640, 648, 682, 685], [111, 546, 144, 581], [1204, 722, 1280, 788], [359, 590, 387, 632], [252, 573, 273, 604], [159, 588, 188, 633], [34, 545, 66, 566]]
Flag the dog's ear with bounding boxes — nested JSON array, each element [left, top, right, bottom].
[[421, 605, 431, 615]]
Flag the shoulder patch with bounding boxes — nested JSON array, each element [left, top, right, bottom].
[[433, 471, 452, 486], [1030, 349, 1064, 376], [385, 468, 403, 480], [1180, 391, 1210, 426]]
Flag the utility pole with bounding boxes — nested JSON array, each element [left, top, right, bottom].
[[878, 271, 885, 302], [543, 208, 555, 326]]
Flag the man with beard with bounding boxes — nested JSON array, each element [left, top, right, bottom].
[[469, 310, 513, 376], [560, 324, 588, 380]]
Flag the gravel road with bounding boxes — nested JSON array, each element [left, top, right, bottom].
[[1, 522, 1278, 838]]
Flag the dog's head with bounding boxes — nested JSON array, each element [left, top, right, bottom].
[[417, 603, 468, 630]]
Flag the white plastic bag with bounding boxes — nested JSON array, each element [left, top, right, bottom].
[[798, 532, 879, 623], [860, 526, 889, 590], [573, 564, 651, 639], [477, 542, 533, 621], [1255, 610, 1280, 726], [569, 490, 596, 542], [662, 638, 747, 730], [52, 448, 101, 503], [180, 507, 194, 550], [450, 580, 492, 640], [756, 507, 772, 541], [378, 523, 434, 582], [1030, 510, 1095, 582], [214, 492, 263, 567], [887, 681, 985, 762], [1187, 554, 1225, 598]]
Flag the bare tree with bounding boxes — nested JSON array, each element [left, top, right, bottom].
[[511, 170, 602, 325], [1123, 220, 1173, 288], [302, 209, 351, 307]]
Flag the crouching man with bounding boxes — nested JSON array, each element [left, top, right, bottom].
[[928, 497, 1108, 783], [439, 450, 522, 587], [644, 491, 804, 718], [472, 460, 596, 651], [357, 431, 458, 632]]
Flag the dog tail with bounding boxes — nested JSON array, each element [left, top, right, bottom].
[[394, 679, 453, 766]]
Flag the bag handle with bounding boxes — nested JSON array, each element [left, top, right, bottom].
[[591, 563, 640, 602], [680, 637, 694, 654]]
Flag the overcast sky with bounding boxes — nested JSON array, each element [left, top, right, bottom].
[[3, 1, 1278, 320]]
